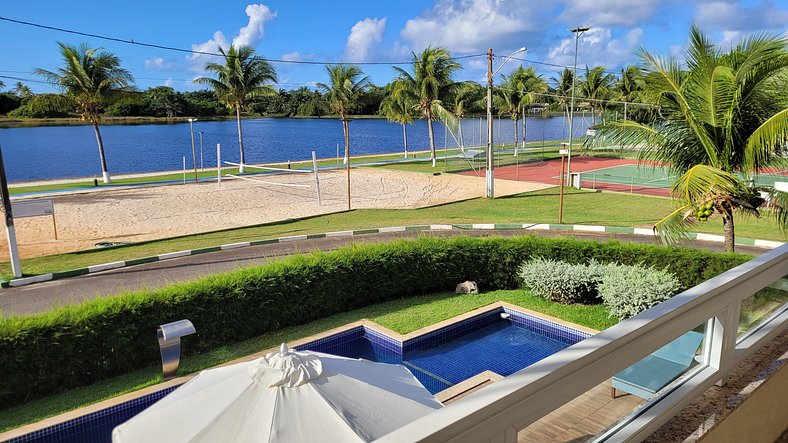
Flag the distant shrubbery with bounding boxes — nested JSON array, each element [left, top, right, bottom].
[[519, 258, 682, 320], [0, 236, 747, 407]]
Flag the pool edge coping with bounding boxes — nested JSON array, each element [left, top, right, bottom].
[[0, 301, 597, 440]]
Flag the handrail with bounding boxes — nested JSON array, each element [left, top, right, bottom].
[[378, 243, 788, 442]]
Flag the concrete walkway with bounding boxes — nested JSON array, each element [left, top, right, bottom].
[[0, 230, 767, 316]]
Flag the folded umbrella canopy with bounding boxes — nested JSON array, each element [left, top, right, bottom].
[[113, 344, 442, 442]]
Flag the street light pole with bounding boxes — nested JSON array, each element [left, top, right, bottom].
[[567, 26, 590, 185], [187, 118, 198, 183], [486, 48, 494, 198], [199, 131, 204, 172], [486, 46, 526, 199]]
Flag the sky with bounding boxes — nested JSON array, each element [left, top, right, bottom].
[[1, 0, 787, 93]]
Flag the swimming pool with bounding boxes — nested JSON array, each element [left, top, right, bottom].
[[296, 306, 591, 394], [6, 306, 591, 442]]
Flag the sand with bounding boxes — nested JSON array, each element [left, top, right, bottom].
[[3, 169, 551, 259]]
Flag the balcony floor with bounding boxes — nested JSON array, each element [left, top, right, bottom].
[[518, 380, 643, 442]]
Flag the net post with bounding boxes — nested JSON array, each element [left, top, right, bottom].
[[182, 157, 186, 184], [216, 144, 221, 185], [312, 151, 321, 206], [630, 177, 634, 193]]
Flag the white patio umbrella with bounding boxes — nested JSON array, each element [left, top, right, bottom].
[[112, 344, 442, 442]]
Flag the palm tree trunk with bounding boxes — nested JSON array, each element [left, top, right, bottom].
[[513, 117, 519, 149], [521, 108, 526, 148], [426, 109, 436, 168], [722, 205, 735, 253], [344, 119, 351, 210], [236, 105, 245, 173], [91, 120, 111, 184], [458, 120, 464, 151], [402, 123, 408, 158]]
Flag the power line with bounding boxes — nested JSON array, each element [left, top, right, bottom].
[[499, 55, 624, 77], [0, 16, 485, 66]]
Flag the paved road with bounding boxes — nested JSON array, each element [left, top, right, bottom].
[[0, 230, 767, 316]]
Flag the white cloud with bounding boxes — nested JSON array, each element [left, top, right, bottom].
[[144, 57, 178, 71], [400, 0, 544, 53], [547, 27, 643, 69], [558, 0, 665, 26], [163, 78, 174, 87], [344, 18, 387, 62], [695, 1, 788, 33], [187, 4, 276, 71], [282, 52, 302, 62]]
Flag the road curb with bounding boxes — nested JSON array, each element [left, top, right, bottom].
[[3, 224, 783, 288]]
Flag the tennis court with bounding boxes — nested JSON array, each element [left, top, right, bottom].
[[579, 164, 788, 197]]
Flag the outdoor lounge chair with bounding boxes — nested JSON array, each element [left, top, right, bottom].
[[611, 330, 704, 399]]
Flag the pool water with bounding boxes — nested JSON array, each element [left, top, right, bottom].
[[297, 307, 590, 394]]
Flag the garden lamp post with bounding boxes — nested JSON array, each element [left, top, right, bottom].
[[187, 118, 198, 183], [566, 26, 591, 185], [486, 47, 526, 198]]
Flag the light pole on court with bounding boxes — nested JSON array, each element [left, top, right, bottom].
[[567, 26, 590, 185], [486, 46, 526, 199]]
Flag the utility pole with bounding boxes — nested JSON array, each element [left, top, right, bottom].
[[188, 118, 198, 183], [0, 145, 21, 277], [567, 26, 591, 185], [486, 48, 494, 198]]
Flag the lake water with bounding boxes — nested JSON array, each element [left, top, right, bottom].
[[0, 116, 590, 182]]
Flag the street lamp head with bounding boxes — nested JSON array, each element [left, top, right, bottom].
[[516, 47, 526, 53], [570, 26, 591, 33]]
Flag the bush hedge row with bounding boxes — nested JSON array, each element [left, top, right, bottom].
[[0, 236, 749, 406]]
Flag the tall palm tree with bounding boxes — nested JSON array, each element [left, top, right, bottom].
[[452, 81, 484, 150], [579, 66, 614, 127], [36, 43, 134, 183], [317, 64, 369, 209], [380, 93, 415, 157], [551, 68, 574, 136], [505, 66, 548, 147], [616, 65, 644, 120], [392, 46, 461, 167], [195, 45, 276, 173], [597, 26, 788, 253]]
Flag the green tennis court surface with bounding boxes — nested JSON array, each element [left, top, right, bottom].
[[580, 164, 788, 189]]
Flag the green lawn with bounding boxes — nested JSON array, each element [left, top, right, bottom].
[[3, 187, 784, 278], [0, 288, 613, 432]]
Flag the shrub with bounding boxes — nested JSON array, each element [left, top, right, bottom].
[[518, 258, 605, 303], [0, 236, 748, 407], [598, 264, 682, 320]]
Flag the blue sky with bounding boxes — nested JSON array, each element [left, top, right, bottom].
[[2, 0, 787, 93]]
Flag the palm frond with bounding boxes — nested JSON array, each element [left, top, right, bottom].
[[671, 164, 744, 203], [653, 205, 696, 245]]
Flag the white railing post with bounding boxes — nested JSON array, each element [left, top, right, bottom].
[[705, 302, 742, 386]]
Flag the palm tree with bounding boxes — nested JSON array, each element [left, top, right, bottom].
[[596, 26, 788, 253], [317, 64, 369, 209], [551, 68, 574, 136], [13, 82, 33, 101], [392, 46, 461, 167], [579, 66, 614, 127], [451, 82, 484, 150], [380, 93, 415, 157], [616, 65, 644, 120], [195, 45, 276, 173], [504, 66, 548, 148], [36, 43, 134, 183]]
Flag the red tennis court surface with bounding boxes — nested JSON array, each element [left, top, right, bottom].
[[459, 156, 672, 197]]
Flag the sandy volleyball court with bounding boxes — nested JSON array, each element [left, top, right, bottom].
[[4, 169, 550, 259]]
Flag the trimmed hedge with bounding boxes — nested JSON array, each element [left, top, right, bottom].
[[0, 236, 749, 407]]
